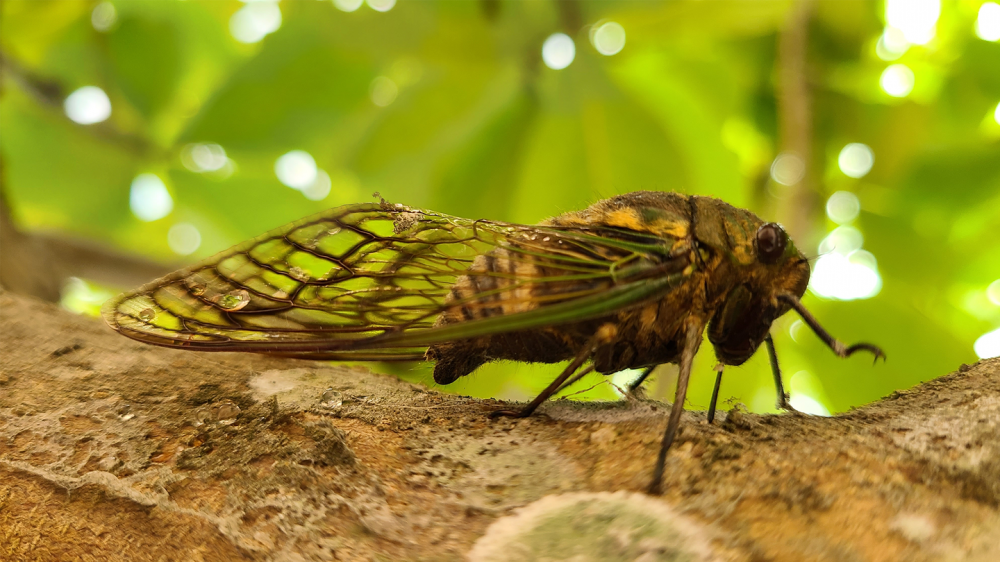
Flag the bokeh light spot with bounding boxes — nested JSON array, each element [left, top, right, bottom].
[[181, 143, 228, 173], [302, 170, 332, 201], [837, 143, 874, 178], [61, 277, 113, 318], [974, 327, 1000, 359], [64, 86, 112, 125], [91, 2, 117, 32], [275, 150, 318, 189], [168, 223, 202, 255], [370, 76, 398, 107], [875, 26, 909, 60], [542, 33, 575, 70], [885, 0, 939, 45], [230, 1, 282, 44], [788, 371, 832, 416], [810, 250, 882, 301], [976, 2, 1000, 41], [789, 320, 805, 343], [994, 101, 1000, 125], [987, 279, 1000, 306], [818, 225, 864, 256], [129, 174, 173, 222], [770, 153, 805, 186], [826, 192, 862, 225], [789, 394, 831, 416], [591, 22, 625, 56], [880, 64, 915, 97], [366, 0, 396, 12], [333, 0, 363, 12]]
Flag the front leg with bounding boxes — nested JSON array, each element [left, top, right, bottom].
[[648, 316, 705, 494], [765, 334, 799, 413]]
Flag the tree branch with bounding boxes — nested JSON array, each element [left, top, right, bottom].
[[1, 290, 998, 561]]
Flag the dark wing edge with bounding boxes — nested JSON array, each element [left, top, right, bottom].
[[103, 202, 693, 358]]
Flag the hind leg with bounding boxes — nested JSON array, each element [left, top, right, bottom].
[[490, 324, 617, 419]]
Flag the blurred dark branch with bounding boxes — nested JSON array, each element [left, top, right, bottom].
[[0, 50, 171, 300], [556, 1, 583, 33], [0, 160, 172, 302], [0, 49, 153, 155], [0, 49, 64, 106], [775, 0, 816, 243]]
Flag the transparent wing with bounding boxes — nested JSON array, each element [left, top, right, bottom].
[[103, 202, 693, 359]]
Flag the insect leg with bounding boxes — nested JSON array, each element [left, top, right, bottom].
[[554, 364, 595, 396], [626, 365, 657, 393], [764, 334, 797, 412], [648, 318, 704, 495], [778, 294, 885, 362], [489, 326, 613, 419], [707, 364, 723, 424]]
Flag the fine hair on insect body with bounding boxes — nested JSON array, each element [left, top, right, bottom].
[[103, 190, 884, 493]]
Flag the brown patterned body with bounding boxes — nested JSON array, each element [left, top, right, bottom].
[[427, 191, 811, 384]]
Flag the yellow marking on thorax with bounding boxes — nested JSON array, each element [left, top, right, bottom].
[[644, 219, 688, 239], [601, 208, 646, 232]]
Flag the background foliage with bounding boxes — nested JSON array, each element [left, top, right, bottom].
[[3, 0, 998, 414]]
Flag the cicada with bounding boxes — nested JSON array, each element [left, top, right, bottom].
[[103, 191, 883, 493]]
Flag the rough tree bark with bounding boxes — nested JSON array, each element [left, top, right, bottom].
[[1, 290, 998, 562]]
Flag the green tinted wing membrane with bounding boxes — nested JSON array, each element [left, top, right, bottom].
[[103, 203, 692, 357]]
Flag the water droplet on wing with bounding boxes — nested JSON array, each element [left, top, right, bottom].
[[216, 289, 250, 311], [139, 308, 155, 321], [185, 278, 207, 296]]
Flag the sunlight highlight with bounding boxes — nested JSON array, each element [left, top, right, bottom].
[[333, 0, 363, 12], [885, 0, 940, 45], [789, 371, 832, 416], [181, 143, 229, 173], [837, 143, 874, 178], [770, 153, 805, 186], [168, 223, 202, 255], [876, 26, 910, 60], [64, 86, 111, 125], [366, 0, 395, 12], [826, 192, 862, 224], [591, 22, 626, 56], [880, 64, 915, 97], [542, 33, 575, 70], [789, 394, 831, 417], [61, 277, 113, 318], [129, 174, 173, 222], [275, 150, 317, 189], [974, 327, 1000, 359], [811, 250, 882, 301], [91, 2, 117, 32], [987, 279, 1000, 306], [976, 2, 1000, 41], [230, 1, 282, 44], [789, 320, 805, 343], [302, 170, 332, 201], [818, 226, 864, 255], [370, 76, 398, 107]]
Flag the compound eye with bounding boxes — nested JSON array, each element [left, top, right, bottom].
[[756, 223, 787, 264]]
